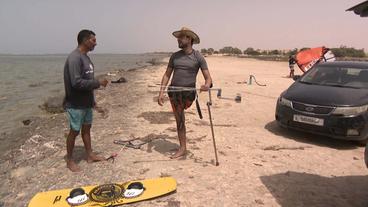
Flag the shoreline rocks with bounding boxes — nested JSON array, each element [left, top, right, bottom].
[[39, 95, 65, 114]]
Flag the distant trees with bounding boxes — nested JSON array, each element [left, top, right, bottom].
[[233, 48, 242, 55], [202, 46, 290, 56], [261, 50, 268, 55], [269, 50, 281, 55], [243, 47, 260, 56], [218, 46, 231, 54], [331, 46, 366, 58], [218, 46, 242, 55], [208, 48, 215, 55], [200, 46, 366, 58], [200, 48, 216, 55], [285, 47, 366, 58]]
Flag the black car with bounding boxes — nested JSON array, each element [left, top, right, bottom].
[[276, 61, 368, 142]]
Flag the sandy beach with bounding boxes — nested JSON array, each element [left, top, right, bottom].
[[1, 56, 368, 207]]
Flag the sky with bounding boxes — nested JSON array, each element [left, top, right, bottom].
[[0, 0, 367, 54]]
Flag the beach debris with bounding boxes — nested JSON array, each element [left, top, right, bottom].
[[29, 134, 44, 144], [95, 106, 109, 119], [43, 141, 56, 149], [107, 72, 117, 76], [139, 168, 150, 175], [235, 94, 242, 103], [255, 199, 265, 205], [160, 172, 171, 177], [146, 58, 165, 66], [106, 153, 118, 163], [263, 145, 312, 151], [167, 200, 181, 207], [218, 151, 227, 156], [111, 77, 127, 83], [253, 163, 263, 167], [39, 95, 64, 114], [28, 81, 49, 88], [28, 138, 38, 144], [22, 119, 31, 126], [114, 136, 153, 149]]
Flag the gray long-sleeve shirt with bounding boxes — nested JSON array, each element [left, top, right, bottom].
[[63, 48, 100, 109]]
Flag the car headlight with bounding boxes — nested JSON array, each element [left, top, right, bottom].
[[332, 105, 368, 116], [279, 97, 292, 108]]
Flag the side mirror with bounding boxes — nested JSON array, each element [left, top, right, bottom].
[[293, 75, 301, 81]]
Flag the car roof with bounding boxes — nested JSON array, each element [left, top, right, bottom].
[[318, 61, 368, 69]]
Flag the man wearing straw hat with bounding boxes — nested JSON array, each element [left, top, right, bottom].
[[158, 27, 213, 159]]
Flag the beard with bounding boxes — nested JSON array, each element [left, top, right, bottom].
[[89, 45, 96, 51], [178, 41, 187, 49]]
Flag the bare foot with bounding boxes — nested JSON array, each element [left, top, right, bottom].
[[170, 148, 186, 159], [87, 153, 105, 163], [67, 160, 81, 172]]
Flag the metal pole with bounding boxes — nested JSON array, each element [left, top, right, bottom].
[[207, 90, 219, 166]]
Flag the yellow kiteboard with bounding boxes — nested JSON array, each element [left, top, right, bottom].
[[28, 177, 176, 207]]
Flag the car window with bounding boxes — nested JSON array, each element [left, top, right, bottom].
[[300, 65, 368, 89], [346, 68, 360, 76]]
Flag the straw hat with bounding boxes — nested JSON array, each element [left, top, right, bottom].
[[172, 27, 200, 44]]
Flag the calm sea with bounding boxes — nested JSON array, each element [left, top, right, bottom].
[[0, 53, 168, 137]]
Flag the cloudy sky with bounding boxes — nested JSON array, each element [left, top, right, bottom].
[[0, 0, 367, 54]]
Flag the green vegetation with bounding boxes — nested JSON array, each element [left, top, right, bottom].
[[331, 46, 366, 58], [200, 46, 367, 60], [243, 47, 260, 56], [218, 46, 242, 55]]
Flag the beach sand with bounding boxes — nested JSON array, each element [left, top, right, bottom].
[[1, 56, 368, 207]]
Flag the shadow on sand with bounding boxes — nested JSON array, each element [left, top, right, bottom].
[[132, 133, 213, 166], [147, 139, 179, 155], [260, 171, 368, 207], [63, 145, 93, 164], [265, 120, 360, 150], [137, 111, 175, 124]]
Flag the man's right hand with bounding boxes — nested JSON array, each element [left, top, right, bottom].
[[158, 93, 165, 106], [99, 79, 108, 87]]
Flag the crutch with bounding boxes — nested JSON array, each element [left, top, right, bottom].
[[207, 89, 220, 166]]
